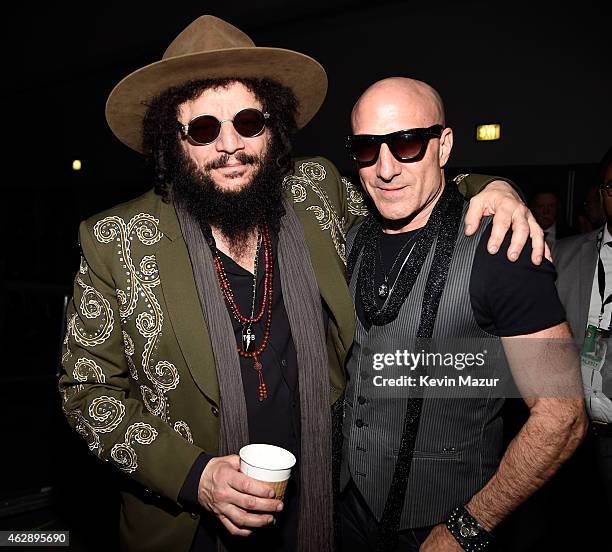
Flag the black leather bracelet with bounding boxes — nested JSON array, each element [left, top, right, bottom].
[[445, 505, 493, 551]]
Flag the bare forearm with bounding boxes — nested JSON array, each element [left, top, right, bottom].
[[466, 399, 587, 530]]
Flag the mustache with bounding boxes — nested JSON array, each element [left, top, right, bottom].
[[203, 152, 260, 171]]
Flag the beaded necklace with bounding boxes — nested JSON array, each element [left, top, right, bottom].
[[212, 226, 274, 401]]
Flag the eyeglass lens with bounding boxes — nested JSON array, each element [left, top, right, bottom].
[[351, 134, 426, 164], [187, 109, 266, 144], [388, 134, 425, 161]]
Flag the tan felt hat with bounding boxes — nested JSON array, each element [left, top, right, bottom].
[[105, 15, 328, 153]]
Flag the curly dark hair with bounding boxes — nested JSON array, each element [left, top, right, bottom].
[[141, 77, 298, 202]]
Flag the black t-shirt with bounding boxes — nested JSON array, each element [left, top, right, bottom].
[[355, 223, 566, 334]]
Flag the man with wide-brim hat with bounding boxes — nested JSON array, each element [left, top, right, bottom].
[[105, 15, 329, 153], [59, 14, 541, 552]]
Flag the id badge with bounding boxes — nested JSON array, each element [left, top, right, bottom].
[[581, 324, 609, 372]]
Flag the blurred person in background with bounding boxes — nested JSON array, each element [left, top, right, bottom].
[[554, 145, 612, 519], [530, 189, 576, 250], [575, 183, 606, 234]]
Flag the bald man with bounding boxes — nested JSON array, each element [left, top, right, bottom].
[[340, 78, 587, 551]]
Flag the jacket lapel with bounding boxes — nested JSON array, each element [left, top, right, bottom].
[[155, 198, 220, 406], [577, 235, 598, 336]]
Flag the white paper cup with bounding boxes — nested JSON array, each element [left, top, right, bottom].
[[239, 444, 296, 501]]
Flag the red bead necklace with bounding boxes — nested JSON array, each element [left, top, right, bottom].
[[213, 226, 273, 401]]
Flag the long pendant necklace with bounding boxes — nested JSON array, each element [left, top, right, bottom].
[[377, 230, 421, 298], [213, 226, 274, 401], [239, 231, 262, 352]]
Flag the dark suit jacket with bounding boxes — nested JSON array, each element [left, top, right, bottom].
[[553, 229, 599, 343]]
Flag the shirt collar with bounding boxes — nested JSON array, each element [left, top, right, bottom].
[[603, 224, 612, 246], [544, 223, 556, 241]]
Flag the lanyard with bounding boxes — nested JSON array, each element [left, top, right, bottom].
[[595, 229, 612, 329]]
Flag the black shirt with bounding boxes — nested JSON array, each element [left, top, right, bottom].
[[356, 223, 566, 334]]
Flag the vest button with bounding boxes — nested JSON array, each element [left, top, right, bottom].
[[357, 396, 367, 405], [211, 406, 219, 417], [362, 347, 372, 356], [355, 419, 364, 428]]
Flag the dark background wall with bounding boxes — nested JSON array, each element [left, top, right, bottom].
[[7, 0, 610, 220], [9, 0, 611, 185], [2, 1, 610, 548]]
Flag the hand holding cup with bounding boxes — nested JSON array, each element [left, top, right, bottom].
[[197, 454, 283, 537], [239, 444, 297, 502]]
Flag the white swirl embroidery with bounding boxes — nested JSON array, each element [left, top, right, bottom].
[[140, 385, 167, 419], [88, 396, 126, 434], [94, 214, 162, 321], [79, 256, 88, 274], [69, 278, 114, 347], [65, 409, 102, 454], [62, 322, 72, 365], [73, 357, 106, 384], [122, 330, 138, 380], [283, 161, 348, 263], [453, 174, 470, 186], [342, 177, 369, 217], [110, 422, 158, 473], [174, 420, 194, 444], [63, 395, 126, 456], [93, 213, 178, 422]]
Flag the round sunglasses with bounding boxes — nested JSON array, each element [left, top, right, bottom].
[[346, 124, 444, 164], [179, 108, 270, 145]]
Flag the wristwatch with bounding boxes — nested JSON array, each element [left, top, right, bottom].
[[445, 505, 493, 551]]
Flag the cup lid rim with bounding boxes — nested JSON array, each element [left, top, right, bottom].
[[239, 444, 296, 470]]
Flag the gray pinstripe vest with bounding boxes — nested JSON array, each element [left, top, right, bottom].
[[341, 205, 505, 529]]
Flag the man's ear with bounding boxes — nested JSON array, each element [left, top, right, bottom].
[[439, 127, 453, 168]]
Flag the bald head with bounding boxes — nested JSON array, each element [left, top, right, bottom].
[[349, 77, 453, 230], [351, 77, 445, 133]]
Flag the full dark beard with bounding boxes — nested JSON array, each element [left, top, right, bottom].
[[171, 146, 286, 256]]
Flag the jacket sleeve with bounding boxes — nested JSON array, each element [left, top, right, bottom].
[[59, 220, 203, 506], [455, 174, 523, 201], [327, 164, 369, 235], [338, 171, 522, 234]]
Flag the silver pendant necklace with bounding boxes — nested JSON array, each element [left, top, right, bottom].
[[377, 230, 421, 298], [241, 230, 262, 352]]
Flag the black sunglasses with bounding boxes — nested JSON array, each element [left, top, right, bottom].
[[346, 124, 444, 164], [179, 108, 270, 145]]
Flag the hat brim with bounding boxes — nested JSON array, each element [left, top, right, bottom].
[[105, 47, 328, 153]]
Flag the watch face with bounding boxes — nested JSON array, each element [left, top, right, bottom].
[[458, 515, 479, 538], [460, 525, 479, 538]]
